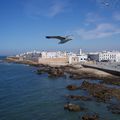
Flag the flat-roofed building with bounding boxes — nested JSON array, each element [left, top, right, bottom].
[[88, 51, 120, 62], [99, 51, 120, 62]]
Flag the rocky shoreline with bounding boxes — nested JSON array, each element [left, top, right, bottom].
[[36, 64, 120, 85], [36, 64, 120, 119], [4, 57, 120, 119]]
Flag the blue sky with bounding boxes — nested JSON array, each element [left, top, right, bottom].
[[0, 0, 120, 55]]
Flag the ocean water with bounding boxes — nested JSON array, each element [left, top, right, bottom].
[[0, 61, 120, 120]]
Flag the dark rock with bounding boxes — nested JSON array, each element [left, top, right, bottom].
[[65, 95, 91, 101], [64, 103, 84, 112], [48, 67, 65, 77], [82, 113, 99, 120], [66, 85, 80, 90], [107, 104, 120, 114], [100, 78, 120, 86], [80, 81, 112, 102]]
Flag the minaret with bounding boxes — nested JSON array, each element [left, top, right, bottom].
[[80, 49, 82, 55]]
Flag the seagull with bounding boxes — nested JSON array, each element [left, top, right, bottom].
[[103, 2, 109, 6], [101, 0, 110, 6], [46, 35, 72, 44]]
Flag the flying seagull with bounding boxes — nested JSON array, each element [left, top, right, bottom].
[[101, 0, 110, 6], [46, 35, 72, 44]]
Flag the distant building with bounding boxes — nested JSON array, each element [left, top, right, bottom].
[[41, 51, 67, 58], [88, 51, 120, 62], [88, 52, 99, 62], [68, 49, 88, 64], [99, 51, 120, 62], [38, 51, 68, 65], [68, 56, 79, 64], [18, 51, 42, 62]]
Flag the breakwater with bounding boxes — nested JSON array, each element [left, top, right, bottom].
[[82, 64, 120, 77]]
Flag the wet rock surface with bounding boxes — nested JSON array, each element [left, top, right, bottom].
[[37, 65, 65, 77], [36, 64, 120, 86], [48, 67, 65, 77], [100, 78, 120, 86], [66, 85, 80, 90], [64, 103, 85, 112], [81, 113, 99, 120], [65, 95, 92, 101], [107, 103, 120, 114], [80, 81, 120, 102]]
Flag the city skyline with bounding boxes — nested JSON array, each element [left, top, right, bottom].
[[0, 0, 120, 55]]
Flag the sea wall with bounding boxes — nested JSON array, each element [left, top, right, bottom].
[[38, 57, 69, 65], [82, 64, 120, 77]]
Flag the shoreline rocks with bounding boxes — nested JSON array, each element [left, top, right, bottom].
[[107, 103, 120, 114], [6, 57, 120, 86], [65, 95, 92, 101], [66, 85, 80, 90], [66, 81, 120, 102], [64, 103, 85, 112], [37, 66, 65, 77], [81, 113, 99, 120], [80, 81, 120, 102]]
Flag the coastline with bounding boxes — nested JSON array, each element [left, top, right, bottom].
[[5, 56, 120, 82], [3, 56, 120, 118]]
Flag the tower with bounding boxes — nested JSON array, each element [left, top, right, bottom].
[[80, 49, 82, 55]]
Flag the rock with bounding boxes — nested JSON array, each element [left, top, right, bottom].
[[100, 78, 120, 86], [48, 67, 65, 77], [65, 95, 91, 101], [37, 69, 46, 74], [107, 104, 120, 114], [64, 103, 84, 112], [82, 113, 99, 120], [66, 85, 80, 90], [80, 81, 113, 102]]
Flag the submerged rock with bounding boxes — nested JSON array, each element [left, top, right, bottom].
[[107, 104, 120, 114], [64, 103, 84, 112], [66, 85, 80, 90], [37, 66, 65, 77], [48, 67, 65, 77], [65, 95, 91, 101], [80, 81, 120, 102], [82, 113, 99, 120], [81, 81, 112, 102]]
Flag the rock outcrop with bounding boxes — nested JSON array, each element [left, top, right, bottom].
[[107, 103, 120, 114], [65, 95, 91, 101], [64, 103, 84, 112], [48, 67, 65, 77], [66, 85, 80, 90], [82, 113, 99, 120], [80, 81, 120, 102]]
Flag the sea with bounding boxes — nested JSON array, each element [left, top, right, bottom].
[[0, 56, 120, 120]]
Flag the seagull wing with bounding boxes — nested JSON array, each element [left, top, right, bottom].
[[46, 36, 65, 41]]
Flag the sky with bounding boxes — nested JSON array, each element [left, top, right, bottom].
[[0, 0, 120, 55]]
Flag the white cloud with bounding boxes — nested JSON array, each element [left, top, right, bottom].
[[85, 12, 103, 23], [23, 0, 69, 18], [76, 23, 120, 40], [47, 1, 67, 17]]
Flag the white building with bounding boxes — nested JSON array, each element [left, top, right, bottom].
[[88, 51, 120, 62], [99, 51, 120, 62], [41, 51, 67, 58], [68, 49, 88, 64], [77, 54, 88, 62]]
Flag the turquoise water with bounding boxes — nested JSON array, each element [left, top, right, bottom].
[[0, 61, 120, 120]]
